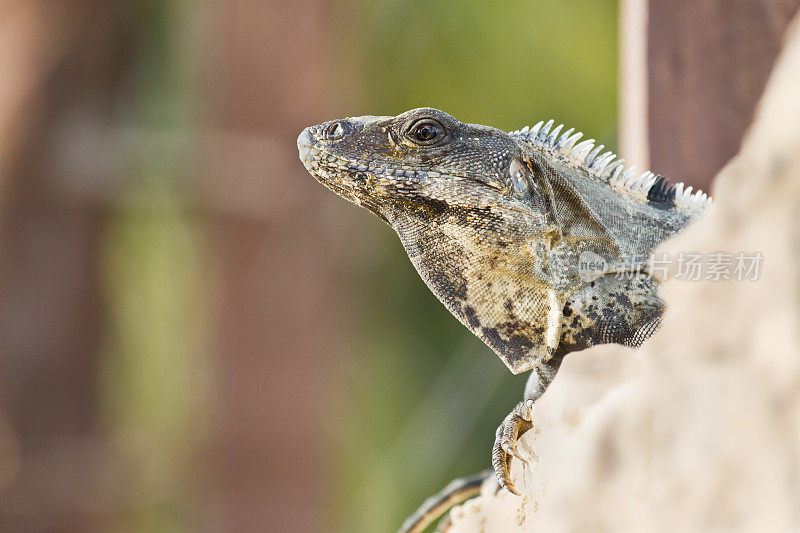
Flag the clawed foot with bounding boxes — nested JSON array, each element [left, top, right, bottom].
[[491, 398, 535, 495]]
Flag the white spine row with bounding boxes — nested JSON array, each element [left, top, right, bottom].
[[509, 119, 712, 210]]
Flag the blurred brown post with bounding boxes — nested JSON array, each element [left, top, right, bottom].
[[201, 2, 348, 532], [622, 0, 800, 189], [0, 2, 130, 531]]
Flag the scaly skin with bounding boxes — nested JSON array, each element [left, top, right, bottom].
[[297, 107, 710, 521]]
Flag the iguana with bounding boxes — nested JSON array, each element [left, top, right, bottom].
[[297, 108, 711, 532]]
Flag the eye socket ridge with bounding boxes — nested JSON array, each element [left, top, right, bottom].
[[407, 118, 445, 145]]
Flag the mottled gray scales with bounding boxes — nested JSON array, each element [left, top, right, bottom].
[[297, 107, 710, 526]]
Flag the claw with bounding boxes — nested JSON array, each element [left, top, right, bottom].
[[500, 477, 521, 497], [491, 399, 536, 496], [501, 441, 528, 464]]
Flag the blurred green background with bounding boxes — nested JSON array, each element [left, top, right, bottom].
[[0, 1, 617, 532]]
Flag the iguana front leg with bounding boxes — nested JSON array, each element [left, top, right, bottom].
[[492, 354, 563, 494], [492, 274, 666, 494]]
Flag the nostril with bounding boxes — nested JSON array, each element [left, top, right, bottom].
[[325, 122, 345, 140]]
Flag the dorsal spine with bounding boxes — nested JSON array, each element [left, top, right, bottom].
[[510, 120, 713, 211]]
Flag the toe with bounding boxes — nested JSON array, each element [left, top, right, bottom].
[[491, 400, 536, 496]]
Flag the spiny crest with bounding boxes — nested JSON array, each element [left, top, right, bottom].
[[509, 119, 713, 211]]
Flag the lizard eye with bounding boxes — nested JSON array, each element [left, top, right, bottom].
[[324, 122, 345, 140], [415, 123, 438, 141], [409, 120, 442, 144]]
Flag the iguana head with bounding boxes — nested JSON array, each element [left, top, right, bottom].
[[297, 107, 551, 224], [298, 108, 563, 373]]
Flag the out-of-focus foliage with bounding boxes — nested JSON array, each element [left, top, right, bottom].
[[351, 0, 618, 131], [99, 2, 208, 529], [326, 2, 619, 531]]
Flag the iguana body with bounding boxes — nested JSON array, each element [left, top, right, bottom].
[[297, 108, 710, 531]]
